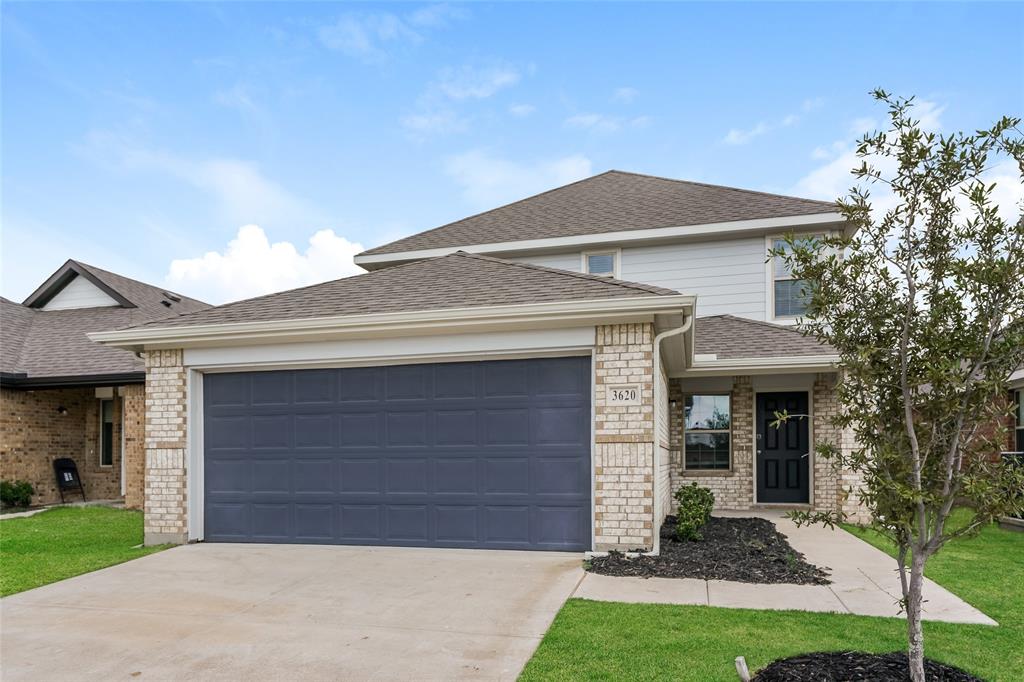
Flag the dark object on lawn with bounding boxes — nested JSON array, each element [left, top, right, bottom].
[[588, 516, 830, 585], [674, 482, 715, 540], [53, 458, 86, 503], [0, 480, 34, 509], [752, 650, 982, 681]]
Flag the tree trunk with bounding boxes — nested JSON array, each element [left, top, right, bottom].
[[906, 551, 927, 682]]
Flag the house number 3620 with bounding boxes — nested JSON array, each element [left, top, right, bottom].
[[607, 385, 640, 405]]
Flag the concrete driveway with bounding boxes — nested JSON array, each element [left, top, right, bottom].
[[0, 543, 583, 681]]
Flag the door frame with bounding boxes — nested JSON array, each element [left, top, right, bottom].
[[751, 388, 814, 505], [185, 346, 597, 544]]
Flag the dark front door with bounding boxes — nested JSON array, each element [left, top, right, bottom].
[[756, 392, 810, 504], [202, 357, 592, 551]]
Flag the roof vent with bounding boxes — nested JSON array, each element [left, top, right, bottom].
[[162, 292, 182, 302], [160, 300, 172, 307]]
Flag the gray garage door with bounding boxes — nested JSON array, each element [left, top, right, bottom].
[[203, 357, 592, 551]]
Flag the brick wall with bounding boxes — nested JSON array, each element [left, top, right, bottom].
[[144, 350, 188, 544], [0, 386, 131, 505], [593, 323, 656, 551], [122, 383, 146, 510]]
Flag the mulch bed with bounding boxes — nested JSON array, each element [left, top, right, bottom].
[[586, 516, 830, 585], [752, 651, 982, 681]]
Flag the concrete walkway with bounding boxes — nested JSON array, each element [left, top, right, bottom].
[[575, 511, 995, 626], [1, 543, 582, 681]]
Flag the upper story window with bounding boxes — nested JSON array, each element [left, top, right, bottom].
[[584, 250, 618, 277], [770, 236, 815, 319]]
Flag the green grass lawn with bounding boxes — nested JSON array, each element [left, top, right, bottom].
[[0, 506, 167, 597], [521, 510, 1023, 681]]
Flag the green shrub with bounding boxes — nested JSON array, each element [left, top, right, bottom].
[[673, 482, 714, 541], [0, 480, 34, 509]]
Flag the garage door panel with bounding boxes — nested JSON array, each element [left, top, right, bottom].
[[340, 412, 381, 447], [386, 411, 429, 447], [339, 459, 381, 493], [251, 415, 292, 449], [205, 357, 591, 550], [386, 505, 428, 541], [295, 414, 336, 449]]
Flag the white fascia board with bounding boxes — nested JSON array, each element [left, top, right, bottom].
[[675, 354, 839, 377], [88, 294, 695, 351], [354, 212, 845, 268], [1009, 368, 1024, 389]]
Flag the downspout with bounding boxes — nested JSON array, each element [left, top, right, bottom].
[[651, 314, 692, 556]]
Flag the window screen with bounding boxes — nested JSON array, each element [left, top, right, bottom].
[[684, 394, 731, 470]]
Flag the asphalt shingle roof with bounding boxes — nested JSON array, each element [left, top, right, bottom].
[[361, 170, 837, 257], [2, 262, 209, 381], [694, 315, 835, 359], [132, 251, 681, 330]]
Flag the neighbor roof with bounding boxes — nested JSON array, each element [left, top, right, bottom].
[[2, 262, 209, 386], [130, 251, 680, 330], [694, 315, 835, 359], [360, 170, 837, 257]]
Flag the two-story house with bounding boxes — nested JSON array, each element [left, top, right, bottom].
[[94, 170, 867, 552]]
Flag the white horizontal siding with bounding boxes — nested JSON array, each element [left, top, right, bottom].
[[509, 238, 769, 320], [42, 274, 119, 310], [621, 238, 767, 319]]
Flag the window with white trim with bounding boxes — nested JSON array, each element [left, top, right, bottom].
[[584, 251, 617, 277], [771, 236, 815, 318], [683, 394, 731, 470]]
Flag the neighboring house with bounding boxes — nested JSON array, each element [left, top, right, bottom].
[[0, 260, 208, 506], [93, 170, 867, 552]]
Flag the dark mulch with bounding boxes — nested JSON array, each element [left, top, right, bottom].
[[586, 516, 830, 585], [753, 651, 983, 681]]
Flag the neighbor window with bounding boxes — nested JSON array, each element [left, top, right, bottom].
[[683, 394, 731, 470], [584, 251, 617, 277], [771, 236, 814, 318], [1015, 390, 1023, 454], [100, 399, 114, 467]]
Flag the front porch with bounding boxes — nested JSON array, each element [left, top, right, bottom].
[[667, 372, 866, 521], [0, 384, 145, 508]]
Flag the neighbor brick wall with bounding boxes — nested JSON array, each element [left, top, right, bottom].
[[0, 386, 127, 505], [122, 383, 146, 510], [144, 350, 188, 544], [593, 323, 656, 551]]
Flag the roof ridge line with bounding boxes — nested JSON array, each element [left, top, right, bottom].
[[616, 171, 837, 207], [453, 251, 676, 297], [359, 171, 621, 257]]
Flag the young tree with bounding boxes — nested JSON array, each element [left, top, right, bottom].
[[774, 91, 1024, 682]]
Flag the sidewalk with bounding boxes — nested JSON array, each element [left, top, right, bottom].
[[574, 511, 995, 626]]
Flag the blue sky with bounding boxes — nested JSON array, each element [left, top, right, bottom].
[[3, 2, 1022, 303]]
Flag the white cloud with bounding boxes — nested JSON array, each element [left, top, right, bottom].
[[166, 225, 365, 304], [802, 97, 825, 112], [724, 122, 770, 145], [400, 109, 468, 135], [509, 103, 536, 117], [613, 87, 638, 103], [564, 113, 649, 134], [437, 63, 521, 100], [317, 5, 461, 62], [444, 150, 592, 208], [76, 130, 319, 228]]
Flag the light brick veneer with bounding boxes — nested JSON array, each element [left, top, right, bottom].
[[144, 349, 188, 544], [594, 323, 656, 551]]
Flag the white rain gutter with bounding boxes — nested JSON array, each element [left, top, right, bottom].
[[650, 314, 693, 556]]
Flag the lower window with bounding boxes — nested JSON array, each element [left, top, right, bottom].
[[683, 394, 731, 470], [100, 399, 114, 467]]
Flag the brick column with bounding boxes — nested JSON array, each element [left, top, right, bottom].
[[594, 323, 655, 551], [812, 372, 870, 522], [122, 384, 146, 510], [144, 349, 188, 545]]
